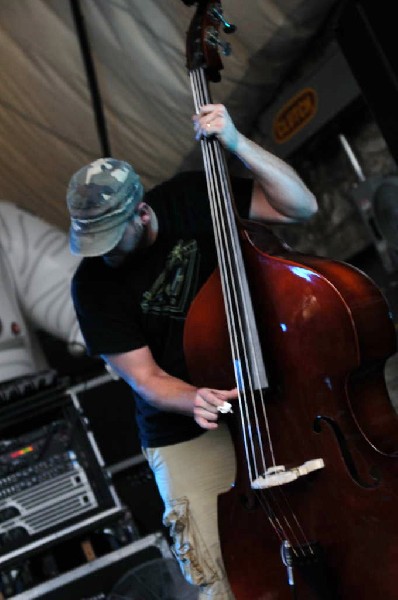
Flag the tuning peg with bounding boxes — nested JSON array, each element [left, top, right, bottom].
[[209, 5, 237, 34], [205, 27, 232, 56], [219, 38, 232, 56]]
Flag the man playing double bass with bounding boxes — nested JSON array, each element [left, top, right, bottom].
[[65, 103, 317, 599]]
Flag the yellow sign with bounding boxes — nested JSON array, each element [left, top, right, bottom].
[[272, 88, 317, 144]]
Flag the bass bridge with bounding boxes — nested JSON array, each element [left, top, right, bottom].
[[251, 459, 325, 489]]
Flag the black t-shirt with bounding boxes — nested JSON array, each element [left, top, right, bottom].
[[72, 171, 252, 447]]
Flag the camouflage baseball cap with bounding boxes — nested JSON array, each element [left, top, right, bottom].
[[66, 158, 144, 257]]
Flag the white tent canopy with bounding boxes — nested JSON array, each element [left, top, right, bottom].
[[0, 0, 337, 231]]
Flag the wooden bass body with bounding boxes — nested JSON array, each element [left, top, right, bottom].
[[184, 222, 398, 599]]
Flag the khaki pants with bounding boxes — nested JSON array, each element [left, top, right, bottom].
[[143, 423, 236, 599]]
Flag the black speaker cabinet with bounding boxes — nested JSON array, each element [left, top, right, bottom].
[[112, 462, 165, 538], [74, 375, 142, 467], [335, 0, 398, 165], [11, 533, 171, 600], [71, 376, 166, 537]]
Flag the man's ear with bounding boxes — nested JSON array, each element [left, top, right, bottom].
[[137, 202, 151, 225]]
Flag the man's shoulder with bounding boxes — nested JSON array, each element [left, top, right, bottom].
[[147, 171, 206, 197], [73, 257, 112, 286], [72, 257, 126, 310], [145, 170, 252, 224], [148, 170, 251, 198]]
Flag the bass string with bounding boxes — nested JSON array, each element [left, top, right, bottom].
[[201, 138, 266, 476], [190, 68, 274, 474], [190, 67, 312, 552]]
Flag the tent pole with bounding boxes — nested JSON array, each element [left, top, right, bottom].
[[69, 0, 111, 157]]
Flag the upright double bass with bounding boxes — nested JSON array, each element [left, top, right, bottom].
[[183, 2, 398, 598]]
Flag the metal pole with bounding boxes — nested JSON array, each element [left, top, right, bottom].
[[69, 0, 111, 157], [338, 133, 366, 182]]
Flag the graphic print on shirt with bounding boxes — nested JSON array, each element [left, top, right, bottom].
[[140, 239, 200, 318]]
